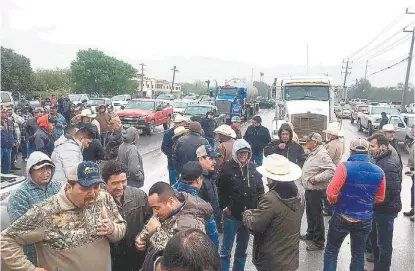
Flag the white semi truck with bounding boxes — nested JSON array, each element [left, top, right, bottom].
[[272, 76, 338, 143]]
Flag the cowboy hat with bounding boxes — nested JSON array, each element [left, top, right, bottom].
[[382, 124, 395, 132], [323, 122, 341, 136], [214, 124, 237, 138], [173, 126, 189, 139], [81, 109, 96, 118], [257, 154, 302, 182]]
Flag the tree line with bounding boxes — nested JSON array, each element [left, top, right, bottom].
[[1, 47, 138, 99]]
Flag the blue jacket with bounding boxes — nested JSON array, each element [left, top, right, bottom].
[[50, 113, 67, 138], [374, 149, 402, 214], [172, 181, 219, 248], [199, 170, 221, 228], [243, 125, 271, 155], [33, 128, 55, 157], [334, 154, 384, 220], [1, 119, 17, 148], [161, 127, 175, 168]]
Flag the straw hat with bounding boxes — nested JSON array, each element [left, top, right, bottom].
[[173, 126, 189, 139], [257, 154, 302, 182], [214, 124, 237, 138], [323, 122, 341, 136], [382, 124, 395, 132]]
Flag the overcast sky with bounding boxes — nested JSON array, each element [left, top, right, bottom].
[[1, 0, 414, 85]]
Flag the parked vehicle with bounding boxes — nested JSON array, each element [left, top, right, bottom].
[[182, 94, 198, 102], [388, 113, 415, 153], [389, 101, 401, 109], [336, 104, 351, 119], [357, 105, 400, 136], [118, 99, 173, 135], [256, 96, 274, 109], [172, 99, 193, 116], [182, 104, 225, 127], [156, 94, 175, 105], [111, 94, 131, 106], [68, 94, 89, 106], [406, 103, 415, 113], [0, 91, 14, 109], [87, 98, 113, 113], [215, 79, 259, 123], [351, 104, 369, 124]]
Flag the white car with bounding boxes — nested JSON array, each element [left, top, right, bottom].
[[357, 105, 400, 136], [87, 98, 113, 113], [389, 113, 415, 153], [173, 99, 193, 115], [68, 94, 89, 106]]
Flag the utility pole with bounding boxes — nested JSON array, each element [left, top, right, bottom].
[[260, 72, 264, 82], [139, 63, 145, 96], [205, 80, 210, 90], [341, 59, 352, 100], [306, 42, 309, 75], [171, 66, 179, 94], [401, 8, 415, 112], [251, 68, 254, 84], [364, 60, 369, 81]]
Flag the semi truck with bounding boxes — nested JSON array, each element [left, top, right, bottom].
[[272, 76, 337, 144], [215, 79, 259, 123]]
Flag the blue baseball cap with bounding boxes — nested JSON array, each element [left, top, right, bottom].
[[67, 161, 103, 188], [196, 144, 222, 158]]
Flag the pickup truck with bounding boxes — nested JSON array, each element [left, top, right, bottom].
[[357, 105, 400, 136], [118, 99, 173, 135], [182, 104, 225, 128], [351, 104, 369, 124], [388, 113, 414, 153]]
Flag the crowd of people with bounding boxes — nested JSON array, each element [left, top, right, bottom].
[[1, 98, 414, 271]]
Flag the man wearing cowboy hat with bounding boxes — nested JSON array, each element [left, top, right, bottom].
[[214, 124, 236, 168], [243, 154, 305, 271], [300, 133, 336, 251], [162, 115, 187, 184]]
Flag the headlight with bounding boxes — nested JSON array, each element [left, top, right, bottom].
[[138, 116, 147, 120]]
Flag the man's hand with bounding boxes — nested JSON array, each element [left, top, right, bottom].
[[96, 206, 114, 236], [278, 143, 286, 150], [309, 177, 317, 185], [223, 207, 232, 216], [135, 234, 146, 251], [146, 217, 161, 234]]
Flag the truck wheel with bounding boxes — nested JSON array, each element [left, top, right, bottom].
[[358, 119, 363, 132], [351, 117, 354, 124], [147, 120, 156, 135], [404, 138, 413, 153], [163, 115, 171, 130], [367, 122, 373, 136]]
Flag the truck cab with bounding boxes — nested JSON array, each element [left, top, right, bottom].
[[272, 76, 336, 143]]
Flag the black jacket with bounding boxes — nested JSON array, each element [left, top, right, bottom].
[[24, 117, 39, 143], [33, 128, 55, 157], [218, 159, 265, 221], [199, 170, 221, 227], [201, 117, 216, 140], [374, 149, 402, 214], [243, 125, 271, 155], [83, 139, 105, 162], [264, 123, 306, 167], [106, 131, 123, 160], [379, 116, 389, 130], [172, 132, 209, 174]]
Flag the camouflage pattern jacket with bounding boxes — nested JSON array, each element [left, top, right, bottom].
[[0, 188, 126, 271]]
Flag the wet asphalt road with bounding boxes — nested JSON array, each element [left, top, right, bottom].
[[12, 109, 414, 270]]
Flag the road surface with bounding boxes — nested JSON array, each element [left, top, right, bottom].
[[11, 109, 414, 270]]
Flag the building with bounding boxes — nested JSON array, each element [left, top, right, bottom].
[[135, 76, 182, 98]]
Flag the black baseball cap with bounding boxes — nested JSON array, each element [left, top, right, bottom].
[[180, 162, 203, 183]]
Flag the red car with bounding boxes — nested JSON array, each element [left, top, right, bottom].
[[118, 99, 173, 135]]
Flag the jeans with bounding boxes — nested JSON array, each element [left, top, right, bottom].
[[11, 144, 18, 166], [370, 212, 397, 271], [100, 132, 108, 147], [1, 148, 12, 174], [305, 189, 326, 246], [323, 192, 333, 214], [168, 168, 177, 185], [220, 214, 250, 271], [324, 212, 372, 271], [252, 153, 263, 166], [21, 138, 28, 159]]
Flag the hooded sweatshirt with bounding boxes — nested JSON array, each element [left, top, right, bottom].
[[117, 127, 145, 188], [7, 151, 62, 266], [217, 139, 265, 221], [243, 181, 305, 271], [33, 115, 55, 157], [51, 134, 84, 185], [264, 123, 306, 167]]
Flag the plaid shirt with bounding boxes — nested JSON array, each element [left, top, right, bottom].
[[7, 178, 62, 266]]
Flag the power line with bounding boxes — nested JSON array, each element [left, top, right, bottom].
[[367, 57, 409, 76], [353, 34, 411, 65], [351, 25, 412, 62], [348, 12, 406, 59]]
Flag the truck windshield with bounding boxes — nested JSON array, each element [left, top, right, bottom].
[[284, 86, 329, 101], [124, 100, 154, 110], [371, 107, 400, 115], [184, 106, 212, 116], [219, 87, 239, 95]]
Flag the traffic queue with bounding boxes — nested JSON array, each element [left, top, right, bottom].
[[0, 96, 413, 271]]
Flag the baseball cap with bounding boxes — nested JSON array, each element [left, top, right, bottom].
[[350, 138, 370, 152], [196, 144, 222, 158], [181, 162, 203, 183], [307, 132, 323, 143], [189, 121, 202, 134], [67, 161, 103, 188], [32, 160, 55, 170]]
